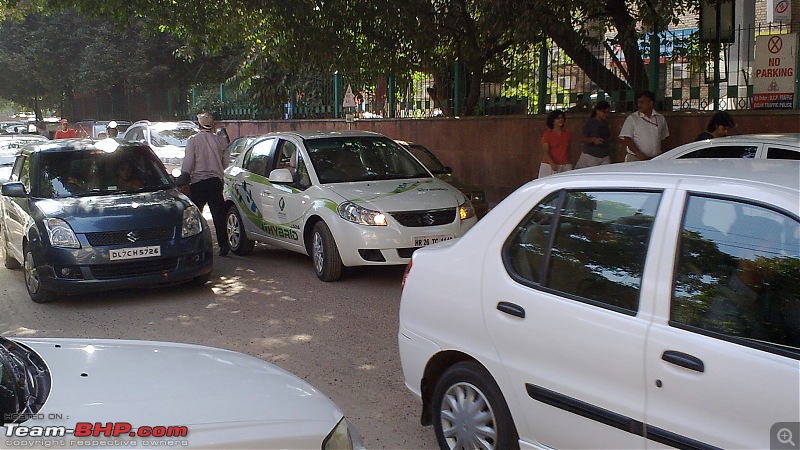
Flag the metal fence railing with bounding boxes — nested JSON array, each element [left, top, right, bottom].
[[188, 22, 797, 119]]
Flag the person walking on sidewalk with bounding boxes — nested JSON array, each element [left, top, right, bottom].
[[181, 113, 231, 256]]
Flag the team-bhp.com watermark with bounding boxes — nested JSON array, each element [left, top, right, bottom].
[[4, 420, 189, 447]]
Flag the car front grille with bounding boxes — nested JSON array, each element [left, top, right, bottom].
[[390, 208, 456, 227], [85, 228, 174, 246], [90, 258, 179, 280]]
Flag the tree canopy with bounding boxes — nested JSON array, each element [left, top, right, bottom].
[[0, 0, 701, 116]]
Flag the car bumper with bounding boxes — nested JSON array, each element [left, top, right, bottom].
[[33, 229, 213, 294], [332, 216, 477, 267], [398, 324, 441, 398]]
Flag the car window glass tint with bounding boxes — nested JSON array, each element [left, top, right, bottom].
[[504, 190, 660, 313], [505, 191, 560, 284], [275, 140, 297, 172], [766, 146, 800, 160], [128, 127, 144, 141], [409, 145, 447, 174], [681, 145, 758, 158], [244, 139, 274, 177], [17, 157, 30, 188], [296, 153, 311, 189], [672, 196, 800, 354], [307, 137, 429, 183], [151, 127, 194, 147]]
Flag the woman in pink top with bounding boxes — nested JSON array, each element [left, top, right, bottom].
[[539, 110, 573, 178]]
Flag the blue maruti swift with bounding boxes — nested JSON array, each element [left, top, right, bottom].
[[0, 138, 213, 303]]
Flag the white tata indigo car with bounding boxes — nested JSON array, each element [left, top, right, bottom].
[[399, 159, 799, 449], [1, 336, 363, 449], [223, 131, 477, 281]]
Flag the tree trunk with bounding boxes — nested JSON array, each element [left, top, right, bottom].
[[463, 60, 484, 116]]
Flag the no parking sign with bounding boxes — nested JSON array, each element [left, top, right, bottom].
[[752, 34, 797, 109]]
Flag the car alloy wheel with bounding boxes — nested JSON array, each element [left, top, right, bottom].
[[311, 221, 343, 282], [433, 361, 519, 450], [24, 248, 54, 303], [226, 206, 254, 256]]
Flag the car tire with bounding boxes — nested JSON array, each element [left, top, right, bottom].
[[432, 361, 519, 450], [226, 206, 254, 256], [1, 226, 19, 269], [24, 248, 55, 304], [311, 221, 343, 282]]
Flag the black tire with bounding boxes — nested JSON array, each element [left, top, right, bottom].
[[311, 221, 343, 282], [24, 248, 55, 304], [432, 361, 519, 450], [1, 226, 19, 269], [226, 206, 254, 256]]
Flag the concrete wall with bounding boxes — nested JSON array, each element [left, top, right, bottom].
[[220, 110, 800, 206]]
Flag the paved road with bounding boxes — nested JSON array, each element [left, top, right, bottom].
[[0, 243, 437, 449]]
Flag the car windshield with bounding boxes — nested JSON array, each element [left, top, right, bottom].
[[151, 125, 197, 147], [307, 136, 431, 183], [406, 144, 449, 174], [36, 146, 173, 198]]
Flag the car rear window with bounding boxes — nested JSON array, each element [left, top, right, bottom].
[[680, 145, 758, 158]]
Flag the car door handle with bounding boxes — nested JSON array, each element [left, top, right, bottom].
[[661, 350, 704, 372], [497, 301, 525, 319]]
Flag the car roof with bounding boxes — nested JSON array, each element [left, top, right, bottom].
[[665, 133, 800, 150], [18, 139, 147, 155], [256, 130, 386, 140], [703, 133, 799, 145], [562, 159, 799, 193]]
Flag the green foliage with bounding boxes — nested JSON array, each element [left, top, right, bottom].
[[0, 0, 703, 116]]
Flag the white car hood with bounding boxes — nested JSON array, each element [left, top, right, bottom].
[[326, 178, 464, 211], [13, 338, 342, 427]]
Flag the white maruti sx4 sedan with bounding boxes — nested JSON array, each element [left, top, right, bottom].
[[1, 336, 363, 449], [223, 131, 477, 281], [399, 159, 799, 449]]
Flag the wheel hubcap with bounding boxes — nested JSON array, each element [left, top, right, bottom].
[[313, 232, 324, 273], [24, 252, 39, 294], [226, 213, 240, 249], [440, 382, 497, 450]]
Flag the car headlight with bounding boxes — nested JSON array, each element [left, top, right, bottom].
[[338, 202, 387, 226], [182, 205, 203, 237], [459, 198, 476, 221], [322, 418, 357, 450], [44, 218, 80, 249]]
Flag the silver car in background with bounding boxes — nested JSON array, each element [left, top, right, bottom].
[[654, 133, 799, 160], [123, 120, 199, 172]]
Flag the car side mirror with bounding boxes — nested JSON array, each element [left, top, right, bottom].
[[1, 182, 28, 198], [268, 168, 293, 184]]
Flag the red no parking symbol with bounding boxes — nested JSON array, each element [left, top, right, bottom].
[[768, 36, 783, 54], [776, 0, 789, 14]]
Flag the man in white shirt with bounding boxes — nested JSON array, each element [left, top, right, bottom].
[[619, 91, 669, 161]]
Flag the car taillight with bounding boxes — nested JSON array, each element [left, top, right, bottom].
[[401, 259, 412, 291]]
